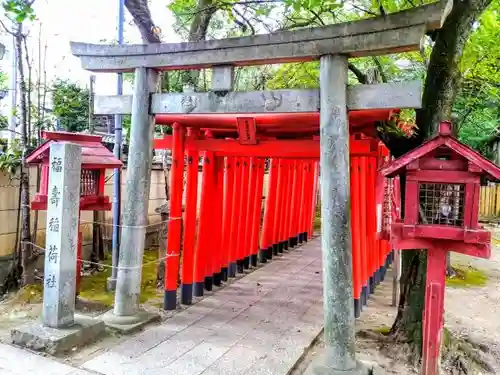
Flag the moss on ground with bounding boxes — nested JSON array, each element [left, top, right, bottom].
[[446, 265, 488, 288], [13, 284, 43, 304], [374, 326, 391, 335], [79, 249, 160, 306]]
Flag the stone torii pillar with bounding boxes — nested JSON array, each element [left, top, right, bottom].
[[102, 67, 160, 330], [308, 54, 367, 375]]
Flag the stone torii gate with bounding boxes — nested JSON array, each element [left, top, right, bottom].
[[70, 2, 450, 374]]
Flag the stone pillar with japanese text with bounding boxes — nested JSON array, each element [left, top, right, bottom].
[[42, 142, 82, 328]]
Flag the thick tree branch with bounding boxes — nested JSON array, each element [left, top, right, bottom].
[[348, 63, 367, 84], [416, 0, 493, 139], [125, 0, 161, 43]]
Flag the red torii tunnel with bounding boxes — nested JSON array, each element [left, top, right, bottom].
[[155, 110, 396, 316]]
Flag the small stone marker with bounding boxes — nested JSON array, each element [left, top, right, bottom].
[[42, 142, 82, 328]]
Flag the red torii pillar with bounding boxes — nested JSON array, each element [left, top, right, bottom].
[[229, 158, 243, 277], [238, 158, 251, 271], [260, 158, 279, 261], [180, 128, 199, 305], [164, 122, 185, 310], [244, 158, 258, 266], [213, 157, 225, 286], [250, 158, 265, 266], [221, 156, 235, 281]]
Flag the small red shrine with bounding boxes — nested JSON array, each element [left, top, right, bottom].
[[26, 131, 122, 211], [381, 121, 500, 253], [380, 121, 500, 375]]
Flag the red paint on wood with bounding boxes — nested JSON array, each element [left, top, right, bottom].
[[422, 248, 447, 375], [221, 157, 235, 269], [350, 158, 362, 299], [236, 117, 258, 145], [229, 158, 243, 264], [261, 159, 278, 249], [194, 151, 213, 285], [181, 128, 199, 286], [165, 123, 186, 293]]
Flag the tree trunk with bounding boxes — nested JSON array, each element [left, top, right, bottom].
[[15, 23, 34, 285], [388, 0, 493, 359]]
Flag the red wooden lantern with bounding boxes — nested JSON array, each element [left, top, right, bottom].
[[26, 131, 122, 211], [380, 121, 500, 375], [382, 121, 500, 252]]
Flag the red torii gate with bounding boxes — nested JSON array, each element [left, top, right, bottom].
[[154, 109, 395, 316]]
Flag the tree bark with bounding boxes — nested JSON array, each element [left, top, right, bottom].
[[15, 23, 34, 285], [387, 0, 493, 359]]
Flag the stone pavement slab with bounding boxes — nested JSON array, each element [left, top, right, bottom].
[[82, 237, 324, 375], [0, 343, 93, 375]]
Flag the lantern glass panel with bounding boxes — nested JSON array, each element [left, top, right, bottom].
[[80, 169, 100, 197], [418, 183, 465, 226]]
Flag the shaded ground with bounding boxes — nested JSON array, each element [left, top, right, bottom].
[[292, 226, 500, 375]]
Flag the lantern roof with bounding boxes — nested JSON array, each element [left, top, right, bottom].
[[381, 121, 500, 181], [26, 131, 123, 169]]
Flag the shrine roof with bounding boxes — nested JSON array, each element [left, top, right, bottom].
[[26, 131, 123, 169], [381, 122, 500, 181]]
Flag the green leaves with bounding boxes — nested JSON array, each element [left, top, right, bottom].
[[0, 141, 21, 177], [2, 0, 36, 23], [50, 79, 90, 133]]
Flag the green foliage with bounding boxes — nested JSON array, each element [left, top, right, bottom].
[[51, 79, 90, 133], [0, 141, 22, 176], [2, 0, 36, 22], [0, 115, 8, 130], [0, 71, 8, 90], [455, 3, 500, 156]]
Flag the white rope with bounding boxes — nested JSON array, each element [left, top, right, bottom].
[[22, 241, 178, 271]]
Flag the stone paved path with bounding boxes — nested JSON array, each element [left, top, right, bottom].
[[1, 237, 323, 375], [0, 342, 91, 375]]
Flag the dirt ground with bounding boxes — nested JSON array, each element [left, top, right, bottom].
[[1, 228, 500, 374], [293, 224, 500, 375]]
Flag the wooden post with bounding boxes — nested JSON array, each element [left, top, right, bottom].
[[316, 54, 364, 374], [213, 157, 225, 286], [260, 159, 278, 261], [164, 122, 186, 310], [245, 158, 258, 264], [221, 157, 235, 279], [239, 158, 251, 270], [422, 248, 447, 375], [273, 160, 285, 254], [180, 128, 199, 305], [203, 151, 216, 291], [250, 158, 265, 266], [229, 158, 243, 276], [351, 157, 362, 318]]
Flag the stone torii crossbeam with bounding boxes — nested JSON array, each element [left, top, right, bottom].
[[70, 2, 451, 374]]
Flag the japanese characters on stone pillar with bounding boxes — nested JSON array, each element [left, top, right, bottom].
[[42, 142, 82, 328]]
